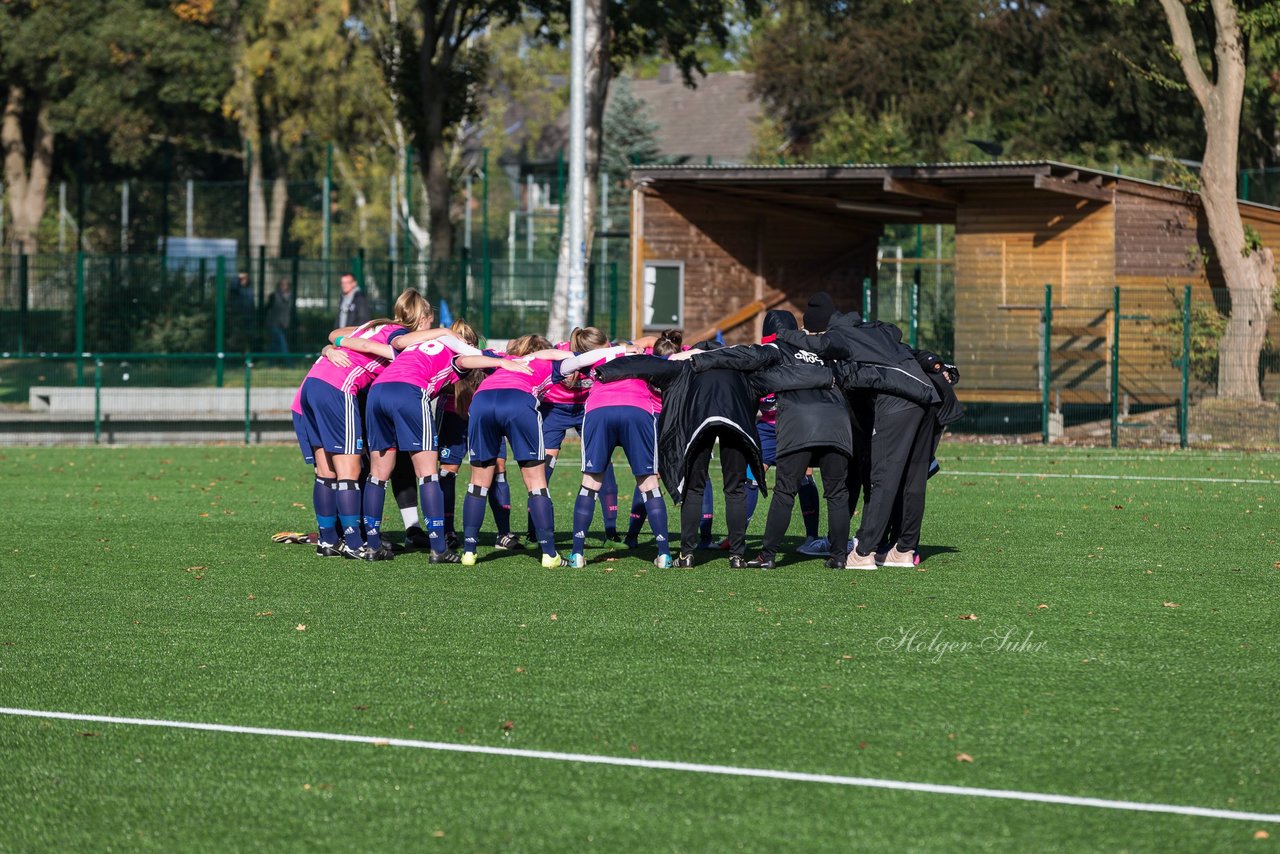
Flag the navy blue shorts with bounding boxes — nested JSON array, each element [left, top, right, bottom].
[[581, 406, 657, 475], [435, 407, 469, 465], [468, 389, 542, 463], [366, 381, 435, 453], [298, 377, 363, 455], [539, 402, 585, 451], [292, 411, 316, 465], [756, 419, 777, 467]]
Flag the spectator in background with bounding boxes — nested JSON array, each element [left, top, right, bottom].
[[266, 278, 293, 363], [336, 272, 369, 329], [231, 271, 256, 351]]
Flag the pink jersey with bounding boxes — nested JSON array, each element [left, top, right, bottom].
[[542, 341, 594, 406], [476, 355, 559, 400], [583, 347, 660, 414], [374, 338, 461, 399], [292, 323, 404, 412]]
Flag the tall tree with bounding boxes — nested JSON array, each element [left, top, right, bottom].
[[1, 0, 230, 253], [1153, 0, 1278, 400], [371, 0, 524, 265], [542, 0, 759, 341]]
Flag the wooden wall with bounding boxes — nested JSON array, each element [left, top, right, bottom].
[[636, 187, 880, 343], [954, 187, 1116, 402]]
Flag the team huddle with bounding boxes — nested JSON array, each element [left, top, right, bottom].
[[289, 288, 962, 571]]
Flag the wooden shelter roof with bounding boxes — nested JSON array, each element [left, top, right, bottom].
[[629, 160, 1280, 226]]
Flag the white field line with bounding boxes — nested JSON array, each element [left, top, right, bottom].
[[1, 707, 1277, 824], [940, 470, 1278, 486]]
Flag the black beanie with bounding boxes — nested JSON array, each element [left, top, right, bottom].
[[762, 309, 798, 342], [803, 292, 837, 333]]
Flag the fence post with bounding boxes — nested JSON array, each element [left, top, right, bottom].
[[1181, 285, 1191, 449], [256, 245, 267, 347], [909, 279, 920, 349], [386, 259, 395, 317], [354, 250, 365, 291], [1110, 286, 1120, 449], [244, 356, 253, 445], [1041, 284, 1053, 445], [609, 261, 619, 341], [93, 358, 102, 444], [215, 256, 226, 387], [75, 252, 86, 386], [17, 253, 28, 355], [481, 148, 492, 339], [862, 277, 872, 322]]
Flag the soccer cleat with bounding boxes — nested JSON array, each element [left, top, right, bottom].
[[744, 554, 774, 569], [729, 555, 751, 569], [881, 546, 917, 568], [460, 551, 477, 566], [403, 526, 432, 550], [602, 529, 622, 544], [718, 537, 732, 551], [428, 549, 463, 565], [336, 540, 363, 560], [845, 550, 878, 571], [316, 542, 342, 558], [374, 543, 397, 561], [824, 556, 845, 569], [569, 552, 586, 569], [653, 554, 673, 568], [796, 536, 831, 556], [623, 535, 640, 550], [445, 531, 462, 551], [495, 533, 526, 551], [541, 552, 570, 569], [672, 552, 695, 568]]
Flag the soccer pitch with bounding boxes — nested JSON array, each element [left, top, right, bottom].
[[1, 442, 1277, 851]]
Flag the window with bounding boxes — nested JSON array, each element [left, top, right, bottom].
[[643, 261, 683, 329]]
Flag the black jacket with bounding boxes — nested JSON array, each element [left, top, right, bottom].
[[686, 342, 853, 458], [778, 312, 939, 413], [914, 349, 965, 427], [594, 355, 832, 503]]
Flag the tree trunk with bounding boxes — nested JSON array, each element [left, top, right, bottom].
[[2, 87, 54, 255], [548, 0, 609, 342], [1158, 0, 1277, 401]]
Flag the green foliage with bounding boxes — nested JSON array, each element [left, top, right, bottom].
[[1157, 285, 1226, 386], [1243, 223, 1264, 257], [602, 76, 675, 175], [750, 0, 1205, 164], [804, 108, 918, 164]]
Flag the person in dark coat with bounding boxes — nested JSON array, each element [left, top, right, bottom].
[[594, 347, 831, 567], [674, 310, 853, 568], [776, 294, 940, 570]]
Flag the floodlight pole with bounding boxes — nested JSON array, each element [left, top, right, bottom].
[[566, 0, 587, 330]]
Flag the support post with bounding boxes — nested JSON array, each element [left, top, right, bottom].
[[244, 356, 253, 445], [909, 278, 920, 349], [93, 358, 103, 444], [75, 252, 86, 385], [861, 277, 872, 322], [1041, 284, 1053, 445], [481, 148, 492, 338], [1181, 285, 1191, 449], [1110, 286, 1120, 449], [17, 253, 28, 355]]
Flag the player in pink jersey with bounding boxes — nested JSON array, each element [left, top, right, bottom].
[[560, 331, 680, 568], [460, 334, 574, 568], [529, 327, 621, 543], [293, 291, 428, 557], [361, 319, 530, 563]]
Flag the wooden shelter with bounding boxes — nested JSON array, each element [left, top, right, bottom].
[[628, 161, 1280, 405]]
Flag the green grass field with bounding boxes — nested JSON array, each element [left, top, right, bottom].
[[1, 442, 1277, 851]]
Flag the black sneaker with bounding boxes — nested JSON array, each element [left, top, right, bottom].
[[373, 543, 397, 561], [316, 542, 342, 558], [623, 535, 640, 550], [729, 555, 751, 569], [745, 554, 775, 569], [353, 544, 393, 562], [495, 533, 526, 551], [336, 541, 363, 560], [672, 552, 695, 568], [602, 529, 621, 543], [824, 556, 845, 569], [445, 531, 462, 551], [404, 526, 431, 550], [428, 549, 463, 564]]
